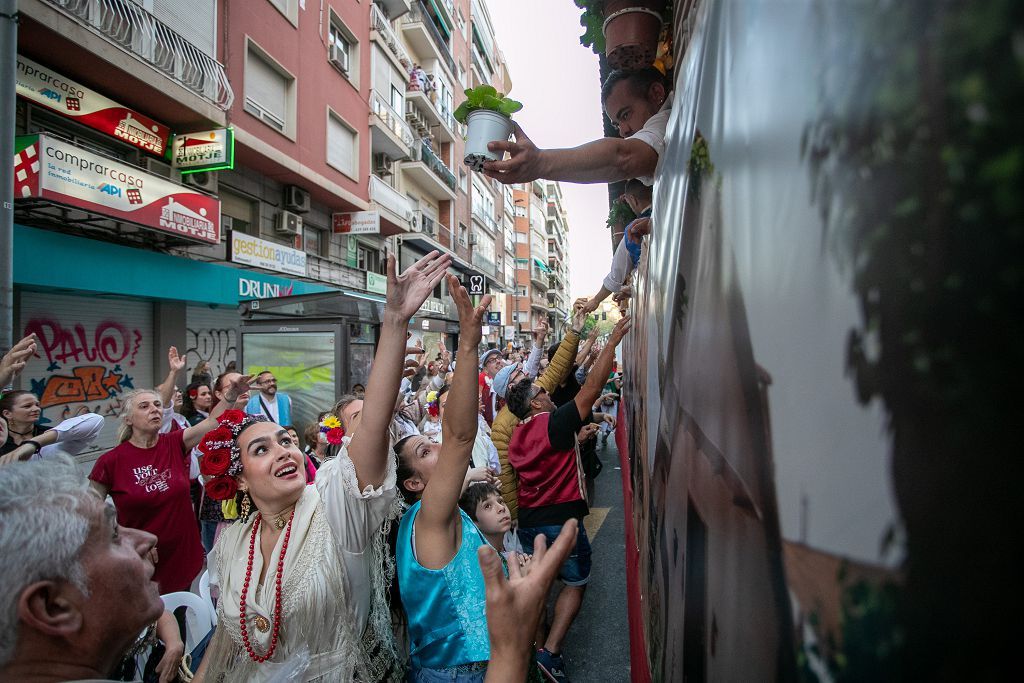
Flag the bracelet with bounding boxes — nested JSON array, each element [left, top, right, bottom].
[[23, 439, 42, 453], [569, 327, 582, 336]]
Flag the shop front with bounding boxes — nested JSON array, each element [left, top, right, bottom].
[[12, 224, 340, 462]]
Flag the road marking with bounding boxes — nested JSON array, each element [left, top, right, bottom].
[[584, 507, 611, 540]]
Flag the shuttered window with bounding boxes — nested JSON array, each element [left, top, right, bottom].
[[244, 45, 291, 133], [151, 0, 216, 56], [327, 113, 357, 178]]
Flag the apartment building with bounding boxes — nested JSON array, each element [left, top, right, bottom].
[[9, 0, 558, 454], [546, 181, 571, 333]]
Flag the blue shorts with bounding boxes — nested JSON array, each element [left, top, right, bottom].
[[517, 523, 592, 587]]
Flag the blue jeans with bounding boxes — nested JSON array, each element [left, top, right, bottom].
[[200, 520, 218, 554], [407, 664, 487, 682], [518, 523, 592, 586]]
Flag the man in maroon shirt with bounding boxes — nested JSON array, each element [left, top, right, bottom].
[[504, 315, 631, 683]]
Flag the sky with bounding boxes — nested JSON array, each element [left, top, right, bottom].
[[485, 0, 612, 300]]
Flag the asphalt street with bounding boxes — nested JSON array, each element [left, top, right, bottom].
[[558, 436, 631, 682]]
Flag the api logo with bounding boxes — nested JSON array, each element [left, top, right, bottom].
[[98, 183, 122, 198], [39, 88, 61, 102]]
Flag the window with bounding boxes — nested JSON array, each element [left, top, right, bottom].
[[267, 0, 298, 25], [329, 22, 353, 77], [327, 111, 358, 179], [458, 169, 468, 193], [458, 223, 468, 247], [244, 42, 294, 137], [357, 243, 381, 272], [220, 188, 258, 236], [391, 85, 403, 115], [304, 225, 329, 258], [457, 61, 467, 89], [516, 231, 528, 244]]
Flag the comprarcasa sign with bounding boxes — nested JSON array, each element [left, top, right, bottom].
[[14, 133, 220, 244], [15, 55, 170, 156]]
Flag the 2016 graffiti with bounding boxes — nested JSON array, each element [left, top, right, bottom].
[[24, 318, 142, 367], [185, 327, 236, 373]]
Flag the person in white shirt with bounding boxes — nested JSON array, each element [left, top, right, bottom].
[[482, 67, 671, 186], [245, 370, 292, 425]]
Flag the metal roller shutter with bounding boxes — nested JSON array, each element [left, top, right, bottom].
[[185, 305, 238, 380], [18, 292, 155, 467]]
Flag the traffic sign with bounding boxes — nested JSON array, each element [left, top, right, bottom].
[[466, 274, 485, 295]]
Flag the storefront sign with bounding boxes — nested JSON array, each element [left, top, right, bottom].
[[367, 271, 388, 295], [172, 128, 235, 174], [231, 231, 306, 277], [15, 134, 220, 244], [486, 311, 502, 325], [238, 278, 296, 299], [16, 56, 170, 156], [419, 299, 448, 316], [333, 211, 380, 234]]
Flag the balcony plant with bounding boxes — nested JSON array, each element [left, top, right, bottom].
[[454, 85, 523, 172]]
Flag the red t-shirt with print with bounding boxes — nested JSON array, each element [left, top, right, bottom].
[[90, 430, 203, 593]]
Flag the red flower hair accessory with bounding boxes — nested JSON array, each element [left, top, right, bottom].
[[205, 475, 238, 501]]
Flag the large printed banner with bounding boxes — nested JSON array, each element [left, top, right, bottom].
[[16, 55, 170, 156], [14, 134, 221, 244]]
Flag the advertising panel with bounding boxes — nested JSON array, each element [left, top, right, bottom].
[[14, 134, 220, 244], [231, 231, 307, 277], [332, 210, 380, 234], [16, 56, 170, 155], [172, 128, 235, 173]]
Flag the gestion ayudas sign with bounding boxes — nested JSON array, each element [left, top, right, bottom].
[[14, 134, 221, 244], [16, 55, 170, 156]]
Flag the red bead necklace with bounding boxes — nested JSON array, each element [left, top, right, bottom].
[[239, 509, 295, 663]]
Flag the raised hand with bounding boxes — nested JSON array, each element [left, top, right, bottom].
[[478, 519, 579, 681], [532, 320, 549, 346], [0, 334, 37, 387], [610, 314, 633, 343], [482, 123, 542, 184], [628, 216, 652, 242], [167, 346, 186, 374], [571, 304, 590, 332], [447, 274, 491, 347], [224, 374, 254, 403], [576, 423, 600, 445], [386, 251, 453, 321]]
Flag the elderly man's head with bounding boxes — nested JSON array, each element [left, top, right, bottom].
[[0, 456, 162, 680], [601, 67, 669, 138]]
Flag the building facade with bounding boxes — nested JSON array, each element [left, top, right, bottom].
[[9, 0, 561, 458]]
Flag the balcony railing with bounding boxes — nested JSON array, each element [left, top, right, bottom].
[[411, 139, 456, 191], [43, 0, 233, 110], [401, 0, 456, 76], [411, 209, 453, 243], [472, 205, 500, 234], [371, 2, 412, 69], [472, 251, 496, 274], [369, 174, 412, 222], [370, 90, 415, 148]]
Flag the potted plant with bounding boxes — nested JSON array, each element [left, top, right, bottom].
[[454, 85, 523, 172], [576, 0, 670, 71]]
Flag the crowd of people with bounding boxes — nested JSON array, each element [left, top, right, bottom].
[[0, 64, 668, 683]]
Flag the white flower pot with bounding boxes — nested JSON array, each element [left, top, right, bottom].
[[463, 109, 514, 171]]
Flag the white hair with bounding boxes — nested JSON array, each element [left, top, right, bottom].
[[0, 455, 92, 666], [117, 389, 160, 444]]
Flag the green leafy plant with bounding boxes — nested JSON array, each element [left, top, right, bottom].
[[607, 198, 636, 229], [452, 85, 523, 124], [576, 0, 606, 54]]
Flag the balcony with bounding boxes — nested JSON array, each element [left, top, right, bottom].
[[370, 90, 414, 159], [531, 265, 548, 289], [406, 89, 456, 143], [472, 251, 496, 275], [471, 205, 500, 236], [400, 0, 456, 78], [374, 0, 412, 22], [371, 3, 412, 69], [403, 139, 456, 201], [369, 175, 412, 233], [41, 0, 232, 110]]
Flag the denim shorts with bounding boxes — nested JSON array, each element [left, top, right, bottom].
[[408, 662, 487, 682], [517, 523, 592, 586]]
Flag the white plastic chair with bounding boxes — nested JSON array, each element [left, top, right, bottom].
[[161, 591, 215, 654], [197, 569, 217, 624]]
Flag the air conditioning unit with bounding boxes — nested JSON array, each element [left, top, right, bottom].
[[183, 171, 217, 193], [144, 157, 176, 181], [284, 185, 310, 213], [468, 233, 478, 246], [374, 154, 395, 176], [275, 210, 303, 236], [329, 44, 350, 73]]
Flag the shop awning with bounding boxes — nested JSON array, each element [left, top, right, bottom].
[[533, 257, 551, 273]]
